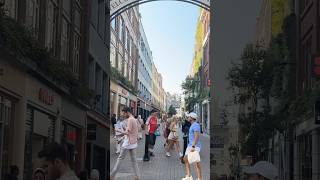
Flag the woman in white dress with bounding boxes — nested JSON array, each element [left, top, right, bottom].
[[165, 116, 183, 160], [136, 115, 144, 140]]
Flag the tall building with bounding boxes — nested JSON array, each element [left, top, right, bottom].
[[110, 6, 140, 118], [137, 18, 153, 120], [294, 0, 320, 179], [0, 0, 91, 178], [86, 0, 111, 178], [151, 63, 160, 110], [199, 9, 211, 135]]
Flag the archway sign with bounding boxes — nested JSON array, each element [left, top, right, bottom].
[[110, 0, 211, 19]]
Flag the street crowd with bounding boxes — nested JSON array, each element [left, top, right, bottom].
[[110, 107, 203, 180], [2, 107, 279, 180]]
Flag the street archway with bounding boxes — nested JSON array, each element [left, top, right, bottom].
[[110, 0, 211, 19]]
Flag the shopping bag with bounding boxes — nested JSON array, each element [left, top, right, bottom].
[[155, 129, 160, 136], [187, 150, 201, 164]]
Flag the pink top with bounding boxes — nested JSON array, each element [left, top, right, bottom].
[[126, 115, 138, 144]]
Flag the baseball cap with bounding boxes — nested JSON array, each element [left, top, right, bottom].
[[186, 112, 197, 120], [243, 161, 278, 180]]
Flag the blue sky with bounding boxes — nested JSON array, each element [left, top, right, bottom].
[[139, 1, 199, 94]]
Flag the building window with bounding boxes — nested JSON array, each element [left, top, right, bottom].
[[26, 0, 40, 36], [97, 0, 105, 36], [72, 33, 80, 75], [130, 38, 134, 57], [61, 17, 70, 63], [0, 96, 14, 179], [102, 73, 107, 114], [91, 0, 98, 27], [74, 8, 81, 32], [298, 133, 312, 180], [45, 0, 58, 54], [124, 60, 127, 78], [117, 53, 123, 72], [118, 17, 123, 42], [303, 38, 312, 90], [62, 0, 71, 16], [111, 19, 116, 30], [110, 44, 116, 67], [2, 0, 17, 18]]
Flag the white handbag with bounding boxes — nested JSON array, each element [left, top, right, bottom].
[[187, 150, 201, 164]]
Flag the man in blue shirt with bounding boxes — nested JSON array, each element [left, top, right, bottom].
[[182, 112, 202, 180]]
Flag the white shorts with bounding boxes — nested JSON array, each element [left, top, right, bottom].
[[184, 146, 201, 157]]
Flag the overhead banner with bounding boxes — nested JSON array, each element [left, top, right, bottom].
[[110, 0, 210, 18]]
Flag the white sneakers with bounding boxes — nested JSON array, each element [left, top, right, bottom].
[[182, 176, 193, 180], [166, 152, 171, 157]]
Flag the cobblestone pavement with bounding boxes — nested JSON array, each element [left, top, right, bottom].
[[110, 125, 210, 180]]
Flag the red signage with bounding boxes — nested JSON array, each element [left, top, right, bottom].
[[67, 131, 77, 142], [39, 88, 54, 105]]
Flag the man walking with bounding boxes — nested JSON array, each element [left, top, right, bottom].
[[110, 107, 140, 180], [182, 112, 202, 180], [143, 109, 158, 161]]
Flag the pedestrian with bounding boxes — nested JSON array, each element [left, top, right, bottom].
[[181, 116, 191, 164], [182, 112, 202, 180], [163, 114, 172, 148], [4, 165, 19, 180], [111, 114, 117, 137], [143, 109, 158, 161], [243, 161, 278, 180], [110, 107, 140, 180], [33, 168, 45, 180], [165, 116, 183, 160], [90, 169, 99, 180], [137, 115, 144, 140], [38, 142, 79, 180], [114, 115, 127, 154]]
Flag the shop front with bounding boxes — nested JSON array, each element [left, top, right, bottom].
[[86, 116, 108, 180], [294, 119, 320, 180], [23, 76, 62, 180], [137, 98, 152, 121], [60, 98, 86, 174], [0, 94, 15, 179], [0, 57, 27, 179]]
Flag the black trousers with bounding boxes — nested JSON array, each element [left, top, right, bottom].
[[183, 136, 188, 156], [144, 134, 150, 160]]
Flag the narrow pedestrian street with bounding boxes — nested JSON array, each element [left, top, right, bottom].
[[110, 125, 210, 180]]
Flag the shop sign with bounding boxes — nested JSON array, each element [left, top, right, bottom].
[[39, 88, 54, 105], [67, 131, 77, 142], [118, 87, 129, 97]]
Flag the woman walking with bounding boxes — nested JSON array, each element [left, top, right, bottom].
[[137, 115, 144, 140], [165, 116, 183, 160]]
